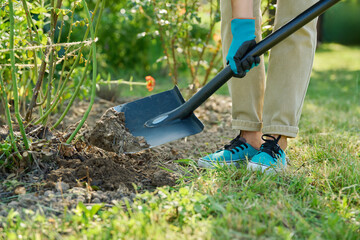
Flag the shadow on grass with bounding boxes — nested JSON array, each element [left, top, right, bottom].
[[308, 68, 360, 103]]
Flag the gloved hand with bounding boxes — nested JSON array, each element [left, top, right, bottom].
[[226, 18, 260, 78]]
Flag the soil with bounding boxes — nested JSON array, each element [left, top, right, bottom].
[[84, 108, 149, 154], [0, 94, 235, 217]]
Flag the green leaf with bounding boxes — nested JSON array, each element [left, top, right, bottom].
[[27, 50, 33, 58], [179, 187, 189, 196], [40, 35, 47, 45], [30, 7, 47, 14], [89, 204, 103, 219]]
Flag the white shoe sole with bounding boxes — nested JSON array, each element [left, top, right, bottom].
[[247, 161, 286, 174], [198, 158, 241, 169], [247, 162, 269, 172]]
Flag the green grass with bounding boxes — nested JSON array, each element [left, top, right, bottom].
[[1, 43, 360, 239]]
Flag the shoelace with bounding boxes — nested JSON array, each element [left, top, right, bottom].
[[258, 134, 282, 158], [220, 134, 249, 154]]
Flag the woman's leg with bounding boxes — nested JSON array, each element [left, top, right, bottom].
[[248, 0, 319, 172], [262, 0, 319, 140], [221, 0, 265, 149], [221, 0, 265, 134]]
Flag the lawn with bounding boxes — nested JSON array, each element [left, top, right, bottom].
[[1, 43, 359, 239]]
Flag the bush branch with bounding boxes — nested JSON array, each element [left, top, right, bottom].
[[66, 0, 104, 143], [8, 0, 29, 150]]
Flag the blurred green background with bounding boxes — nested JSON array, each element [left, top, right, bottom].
[[86, 0, 360, 78], [86, 0, 360, 99], [4, 0, 357, 102], [321, 0, 360, 45]]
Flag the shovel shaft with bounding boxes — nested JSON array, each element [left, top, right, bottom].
[[146, 0, 340, 128], [176, 0, 340, 118]]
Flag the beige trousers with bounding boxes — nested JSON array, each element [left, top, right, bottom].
[[220, 0, 318, 138]]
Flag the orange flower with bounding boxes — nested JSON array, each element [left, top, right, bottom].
[[213, 33, 221, 42], [145, 75, 156, 92]]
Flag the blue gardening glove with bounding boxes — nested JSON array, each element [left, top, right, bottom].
[[226, 18, 260, 78]]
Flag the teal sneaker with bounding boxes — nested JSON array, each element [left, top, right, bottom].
[[198, 134, 258, 168], [247, 135, 287, 173]]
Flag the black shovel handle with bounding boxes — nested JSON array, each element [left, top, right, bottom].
[[146, 0, 340, 127], [178, 0, 340, 115]]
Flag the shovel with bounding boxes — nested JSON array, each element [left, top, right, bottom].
[[114, 0, 340, 151]]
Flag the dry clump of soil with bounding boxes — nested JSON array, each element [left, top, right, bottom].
[[84, 108, 149, 154]]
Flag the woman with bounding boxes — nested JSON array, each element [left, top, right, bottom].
[[198, 0, 319, 172]]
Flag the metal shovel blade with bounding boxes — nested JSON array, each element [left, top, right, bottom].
[[113, 86, 204, 149]]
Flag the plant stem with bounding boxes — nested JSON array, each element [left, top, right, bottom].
[[43, 0, 56, 125], [25, 43, 50, 122], [21, 0, 38, 81], [51, 49, 92, 130], [152, 1, 174, 83], [170, 38, 178, 85], [25, 0, 63, 122], [43, 48, 55, 124], [0, 70, 23, 160], [97, 79, 147, 86], [193, 0, 218, 85], [202, 41, 221, 86], [66, 0, 103, 143], [8, 0, 29, 150], [21, 0, 43, 60], [53, 3, 77, 99], [185, 30, 195, 83]]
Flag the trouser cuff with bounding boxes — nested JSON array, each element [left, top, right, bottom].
[[262, 125, 298, 138], [232, 119, 262, 132]]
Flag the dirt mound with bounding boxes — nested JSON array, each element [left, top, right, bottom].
[[0, 104, 181, 193], [0, 95, 234, 215], [45, 147, 179, 192], [84, 108, 149, 154], [47, 157, 136, 191]]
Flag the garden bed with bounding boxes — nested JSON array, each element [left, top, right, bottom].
[[0, 94, 234, 216]]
